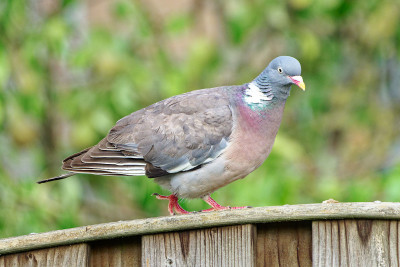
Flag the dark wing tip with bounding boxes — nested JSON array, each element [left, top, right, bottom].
[[37, 172, 76, 184]]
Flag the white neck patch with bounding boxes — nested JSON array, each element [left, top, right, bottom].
[[244, 82, 273, 104]]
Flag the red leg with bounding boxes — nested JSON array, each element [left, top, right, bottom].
[[152, 193, 190, 215], [202, 195, 251, 212]]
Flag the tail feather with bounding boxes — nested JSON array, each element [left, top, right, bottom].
[[37, 172, 76, 184], [38, 138, 148, 183]]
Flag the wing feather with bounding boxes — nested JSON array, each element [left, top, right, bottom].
[[61, 86, 235, 178], [107, 87, 234, 177]]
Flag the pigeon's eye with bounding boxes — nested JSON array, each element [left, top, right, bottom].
[[277, 67, 283, 73]]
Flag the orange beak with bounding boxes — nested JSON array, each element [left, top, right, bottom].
[[289, 76, 306, 91]]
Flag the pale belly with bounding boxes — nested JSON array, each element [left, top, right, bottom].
[[153, 125, 280, 198], [154, 156, 231, 198]]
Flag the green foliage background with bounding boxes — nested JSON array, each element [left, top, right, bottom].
[[0, 0, 399, 238]]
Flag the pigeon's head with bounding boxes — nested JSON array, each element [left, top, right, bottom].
[[246, 56, 305, 105], [266, 56, 305, 91]]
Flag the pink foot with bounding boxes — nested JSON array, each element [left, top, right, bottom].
[[201, 195, 251, 212], [152, 193, 190, 215]]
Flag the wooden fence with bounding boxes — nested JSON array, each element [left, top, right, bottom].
[[1, 202, 400, 266]]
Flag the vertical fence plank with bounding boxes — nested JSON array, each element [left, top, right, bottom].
[[142, 224, 256, 267], [89, 237, 141, 267], [312, 220, 400, 267], [256, 222, 312, 267], [0, 243, 88, 267]]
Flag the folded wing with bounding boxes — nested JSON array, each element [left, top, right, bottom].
[[62, 87, 234, 178]]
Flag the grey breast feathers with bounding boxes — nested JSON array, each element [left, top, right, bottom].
[[63, 87, 234, 178]]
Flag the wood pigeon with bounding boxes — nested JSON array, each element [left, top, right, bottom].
[[38, 56, 306, 215]]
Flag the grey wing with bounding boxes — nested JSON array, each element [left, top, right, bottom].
[[107, 88, 233, 177], [62, 87, 234, 178]]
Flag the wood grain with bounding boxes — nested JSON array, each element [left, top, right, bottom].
[[89, 237, 141, 267], [312, 220, 400, 267], [142, 224, 256, 267], [256, 222, 312, 267], [2, 202, 400, 255], [0, 243, 88, 267]]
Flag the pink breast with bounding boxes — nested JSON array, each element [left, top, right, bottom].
[[223, 102, 286, 178]]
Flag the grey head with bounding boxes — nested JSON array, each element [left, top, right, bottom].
[[249, 56, 305, 102]]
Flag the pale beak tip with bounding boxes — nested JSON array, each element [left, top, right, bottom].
[[299, 82, 306, 91]]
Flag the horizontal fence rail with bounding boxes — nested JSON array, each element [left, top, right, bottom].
[[1, 202, 400, 266]]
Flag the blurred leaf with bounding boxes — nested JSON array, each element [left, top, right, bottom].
[[273, 134, 305, 162], [43, 17, 70, 55], [113, 0, 135, 19], [7, 101, 39, 146], [165, 14, 192, 34]]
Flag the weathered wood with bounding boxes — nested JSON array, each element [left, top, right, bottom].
[[89, 237, 141, 267], [257, 222, 312, 267], [1, 202, 400, 255], [312, 220, 400, 267], [142, 224, 256, 267], [0, 243, 88, 267]]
